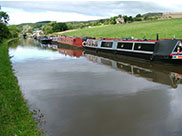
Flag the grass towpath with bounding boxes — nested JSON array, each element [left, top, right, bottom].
[[64, 18, 182, 39], [0, 39, 41, 135]]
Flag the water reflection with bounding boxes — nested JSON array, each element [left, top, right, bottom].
[[11, 40, 182, 88], [40, 43, 83, 58], [84, 50, 182, 88], [57, 44, 83, 58], [9, 39, 182, 136]]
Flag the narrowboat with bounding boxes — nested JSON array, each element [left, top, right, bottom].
[[50, 36, 59, 43], [57, 36, 88, 48], [83, 38, 182, 64], [39, 36, 52, 44]]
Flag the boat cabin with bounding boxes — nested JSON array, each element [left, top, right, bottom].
[[83, 38, 182, 62]]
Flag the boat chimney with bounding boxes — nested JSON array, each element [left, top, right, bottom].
[[173, 35, 176, 39], [156, 33, 159, 40]]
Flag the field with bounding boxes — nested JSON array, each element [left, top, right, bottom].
[[0, 39, 41, 135], [64, 18, 182, 40]]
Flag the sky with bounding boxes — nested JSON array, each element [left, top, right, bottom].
[[0, 0, 182, 24]]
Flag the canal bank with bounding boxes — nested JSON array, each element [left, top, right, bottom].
[[0, 39, 41, 135]]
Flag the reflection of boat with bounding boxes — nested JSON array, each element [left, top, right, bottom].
[[40, 43, 49, 48], [83, 38, 182, 64], [57, 36, 88, 48], [47, 44, 58, 49], [58, 48, 83, 58], [84, 50, 182, 88], [57, 44, 83, 58]]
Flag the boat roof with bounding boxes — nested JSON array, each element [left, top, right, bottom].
[[102, 39, 158, 42], [87, 38, 158, 43]]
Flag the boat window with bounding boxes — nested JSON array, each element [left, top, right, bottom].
[[101, 42, 113, 48], [87, 40, 98, 47], [134, 43, 154, 52], [117, 42, 133, 50]]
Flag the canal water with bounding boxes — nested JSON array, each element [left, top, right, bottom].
[[9, 39, 182, 136]]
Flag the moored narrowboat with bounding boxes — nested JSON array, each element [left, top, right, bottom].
[[50, 36, 59, 43], [83, 38, 182, 64], [39, 36, 52, 44], [57, 36, 88, 48]]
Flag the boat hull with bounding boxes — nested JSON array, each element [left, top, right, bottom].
[[85, 47, 152, 60], [40, 39, 52, 44], [57, 36, 84, 48]]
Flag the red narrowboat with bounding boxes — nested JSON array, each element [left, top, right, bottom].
[[57, 36, 85, 48]]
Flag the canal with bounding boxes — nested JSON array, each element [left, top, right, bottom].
[[9, 39, 182, 136]]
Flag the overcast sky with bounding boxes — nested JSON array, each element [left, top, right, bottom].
[[0, 0, 182, 24]]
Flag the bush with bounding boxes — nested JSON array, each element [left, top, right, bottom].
[[134, 18, 143, 21], [0, 23, 10, 43], [8, 25, 21, 38]]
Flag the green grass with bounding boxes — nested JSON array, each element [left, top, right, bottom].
[[0, 39, 41, 136], [64, 18, 182, 39]]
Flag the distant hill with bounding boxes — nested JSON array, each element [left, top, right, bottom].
[[36, 21, 51, 24], [17, 21, 51, 30], [65, 18, 109, 24]]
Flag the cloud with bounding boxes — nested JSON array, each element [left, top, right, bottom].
[[1, 1, 182, 24], [2, 7, 104, 24], [0, 1, 176, 16]]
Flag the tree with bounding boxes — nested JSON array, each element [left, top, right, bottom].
[[109, 16, 117, 24], [128, 16, 134, 22], [0, 11, 9, 24], [123, 16, 128, 23], [0, 23, 10, 43], [42, 21, 68, 34], [136, 14, 142, 18], [123, 16, 134, 23], [118, 14, 122, 18], [42, 24, 53, 35], [0, 9, 10, 43], [144, 16, 149, 20], [134, 17, 142, 21], [8, 25, 21, 38], [99, 19, 105, 24], [52, 22, 68, 32]]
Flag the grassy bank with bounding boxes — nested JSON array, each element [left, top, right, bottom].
[[64, 18, 182, 39], [0, 39, 41, 135]]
